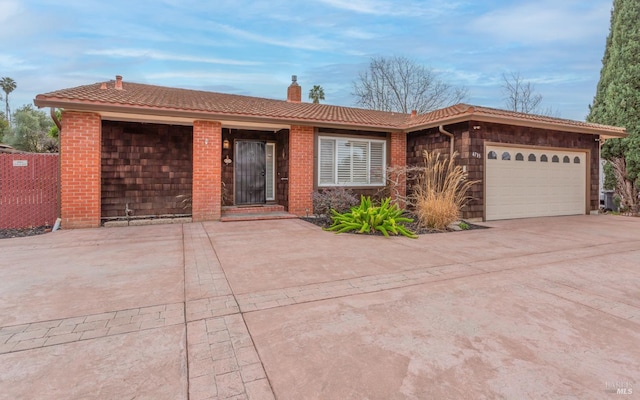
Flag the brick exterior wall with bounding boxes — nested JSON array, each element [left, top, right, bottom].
[[192, 120, 222, 221], [287, 83, 302, 103], [390, 131, 407, 206], [101, 121, 193, 218], [60, 111, 102, 228], [407, 121, 600, 220], [288, 125, 314, 215]]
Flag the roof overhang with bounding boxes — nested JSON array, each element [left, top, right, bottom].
[[34, 98, 403, 134], [403, 112, 627, 138]]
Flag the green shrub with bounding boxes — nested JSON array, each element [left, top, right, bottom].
[[313, 187, 359, 216], [326, 196, 417, 238], [459, 221, 470, 230], [411, 151, 478, 231]]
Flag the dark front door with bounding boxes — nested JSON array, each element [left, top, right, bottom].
[[235, 141, 266, 205]]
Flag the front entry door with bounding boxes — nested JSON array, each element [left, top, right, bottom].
[[235, 141, 266, 205]]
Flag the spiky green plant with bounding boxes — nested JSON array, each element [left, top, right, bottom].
[[326, 196, 417, 238]]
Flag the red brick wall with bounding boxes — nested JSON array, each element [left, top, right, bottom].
[[287, 84, 301, 103], [390, 131, 407, 205], [60, 111, 102, 228], [0, 153, 59, 229], [192, 120, 222, 221], [288, 125, 314, 215]]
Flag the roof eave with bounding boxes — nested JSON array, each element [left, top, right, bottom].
[[34, 97, 404, 133], [404, 112, 626, 138]]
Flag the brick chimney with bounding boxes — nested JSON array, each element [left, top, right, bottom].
[[115, 75, 123, 90], [287, 75, 301, 103]]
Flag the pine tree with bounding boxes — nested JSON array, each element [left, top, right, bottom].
[[587, 0, 640, 213]]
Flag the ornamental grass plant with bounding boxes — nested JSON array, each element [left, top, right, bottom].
[[411, 150, 477, 231]]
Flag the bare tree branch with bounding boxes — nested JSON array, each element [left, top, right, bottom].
[[352, 56, 468, 114], [501, 71, 557, 115]]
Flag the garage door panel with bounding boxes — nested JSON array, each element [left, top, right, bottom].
[[485, 145, 586, 221]]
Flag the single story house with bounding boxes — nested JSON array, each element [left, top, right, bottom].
[[34, 75, 626, 228]]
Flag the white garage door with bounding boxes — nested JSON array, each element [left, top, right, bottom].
[[485, 145, 587, 220]]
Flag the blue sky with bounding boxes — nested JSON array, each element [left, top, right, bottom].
[[1, 0, 612, 120]]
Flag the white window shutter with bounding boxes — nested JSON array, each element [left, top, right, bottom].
[[317, 136, 386, 187], [351, 141, 368, 183], [337, 140, 352, 184], [319, 139, 335, 184], [369, 142, 385, 184]]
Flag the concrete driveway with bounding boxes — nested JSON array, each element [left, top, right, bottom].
[[0, 215, 638, 399]]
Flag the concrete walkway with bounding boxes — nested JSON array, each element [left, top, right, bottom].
[[0, 215, 638, 399]]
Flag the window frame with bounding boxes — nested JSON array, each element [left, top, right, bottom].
[[317, 135, 387, 187]]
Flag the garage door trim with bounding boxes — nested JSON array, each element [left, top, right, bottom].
[[483, 142, 591, 221]]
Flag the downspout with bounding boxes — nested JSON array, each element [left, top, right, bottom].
[[50, 107, 62, 131], [438, 125, 454, 157], [50, 108, 62, 231]]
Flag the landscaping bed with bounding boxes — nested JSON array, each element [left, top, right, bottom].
[[0, 226, 51, 239], [301, 215, 487, 235]]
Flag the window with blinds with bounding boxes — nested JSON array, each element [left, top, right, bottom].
[[318, 137, 386, 186]]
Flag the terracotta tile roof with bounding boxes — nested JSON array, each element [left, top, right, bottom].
[[35, 80, 409, 130], [0, 144, 25, 153], [34, 79, 626, 137], [405, 103, 626, 136]]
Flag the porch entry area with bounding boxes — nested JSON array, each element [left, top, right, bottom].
[[234, 141, 275, 205], [221, 129, 295, 222]]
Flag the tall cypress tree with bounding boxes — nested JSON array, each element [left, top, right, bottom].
[[587, 0, 640, 212]]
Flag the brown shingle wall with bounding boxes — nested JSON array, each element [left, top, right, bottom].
[[101, 121, 193, 219], [406, 123, 479, 217], [407, 121, 600, 220], [470, 121, 600, 214]]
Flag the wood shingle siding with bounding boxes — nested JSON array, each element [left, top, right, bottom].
[[101, 121, 193, 219]]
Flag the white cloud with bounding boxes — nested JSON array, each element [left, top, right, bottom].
[[145, 71, 282, 84], [469, 1, 610, 44], [315, 0, 464, 17], [341, 28, 378, 40], [0, 0, 20, 23], [210, 23, 334, 51], [85, 49, 263, 66], [0, 55, 37, 71]]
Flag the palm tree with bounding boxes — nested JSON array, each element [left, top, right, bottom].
[[1, 77, 17, 126], [308, 85, 325, 104]]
